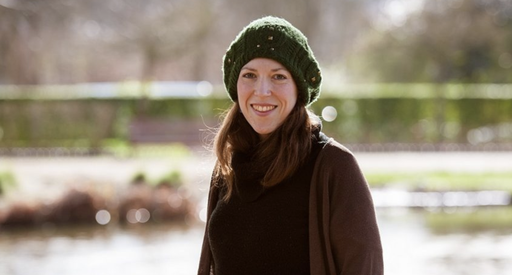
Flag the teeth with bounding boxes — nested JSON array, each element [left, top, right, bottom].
[[253, 105, 276, 112]]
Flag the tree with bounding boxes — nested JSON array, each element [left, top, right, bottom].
[[349, 0, 512, 83]]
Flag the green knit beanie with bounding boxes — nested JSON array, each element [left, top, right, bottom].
[[223, 16, 322, 106]]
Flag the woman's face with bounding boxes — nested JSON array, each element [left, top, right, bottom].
[[237, 58, 298, 138]]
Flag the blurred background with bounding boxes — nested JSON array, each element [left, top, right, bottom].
[[1, 0, 512, 274]]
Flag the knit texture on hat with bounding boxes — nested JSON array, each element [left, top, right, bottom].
[[223, 16, 322, 106]]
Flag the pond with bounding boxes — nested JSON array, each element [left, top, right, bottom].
[[1, 207, 511, 275], [0, 223, 203, 275], [379, 207, 512, 275]]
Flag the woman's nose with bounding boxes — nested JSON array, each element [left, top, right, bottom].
[[254, 78, 271, 97]]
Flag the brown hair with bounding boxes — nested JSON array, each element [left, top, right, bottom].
[[213, 101, 319, 201]]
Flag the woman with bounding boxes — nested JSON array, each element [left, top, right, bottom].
[[198, 16, 383, 275]]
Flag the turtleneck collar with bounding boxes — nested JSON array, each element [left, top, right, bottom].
[[230, 126, 327, 203]]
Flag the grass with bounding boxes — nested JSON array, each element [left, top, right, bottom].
[[426, 207, 512, 234], [0, 171, 16, 195], [366, 171, 512, 192], [102, 139, 194, 159]]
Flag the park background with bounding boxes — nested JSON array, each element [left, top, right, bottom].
[[1, 0, 512, 274]]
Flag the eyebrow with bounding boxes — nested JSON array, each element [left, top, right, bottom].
[[241, 66, 288, 72]]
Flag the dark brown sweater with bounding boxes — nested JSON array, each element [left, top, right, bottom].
[[198, 137, 384, 275], [207, 134, 324, 275]]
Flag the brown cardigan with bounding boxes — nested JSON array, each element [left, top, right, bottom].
[[198, 138, 384, 275]]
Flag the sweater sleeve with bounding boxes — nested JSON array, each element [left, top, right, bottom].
[[197, 172, 220, 275], [315, 140, 384, 275]]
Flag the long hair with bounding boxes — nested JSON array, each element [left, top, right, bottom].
[[213, 100, 319, 201]]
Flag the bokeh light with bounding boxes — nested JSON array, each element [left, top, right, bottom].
[[95, 209, 111, 225], [321, 106, 338, 122], [199, 208, 207, 223], [168, 195, 183, 208], [135, 208, 150, 223], [197, 81, 213, 97], [126, 208, 151, 224]]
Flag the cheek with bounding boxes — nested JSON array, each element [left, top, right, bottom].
[[236, 84, 251, 116], [236, 81, 250, 100], [286, 99, 297, 116], [284, 87, 298, 109], [290, 91, 298, 106]]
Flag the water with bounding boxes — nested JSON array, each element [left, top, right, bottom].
[[1, 209, 511, 275], [1, 152, 511, 274], [0, 223, 203, 275], [379, 208, 512, 275]]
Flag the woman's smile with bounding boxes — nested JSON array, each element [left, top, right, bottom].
[[251, 104, 278, 113], [237, 58, 298, 137]]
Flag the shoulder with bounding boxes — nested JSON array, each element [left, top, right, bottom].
[[313, 136, 367, 189], [312, 137, 373, 208], [317, 137, 358, 166]]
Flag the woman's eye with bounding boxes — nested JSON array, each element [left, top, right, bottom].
[[273, 74, 287, 80], [242, 72, 257, 78]]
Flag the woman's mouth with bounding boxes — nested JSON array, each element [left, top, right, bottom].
[[251, 104, 277, 112]]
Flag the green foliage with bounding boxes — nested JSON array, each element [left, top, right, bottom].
[[131, 171, 147, 185], [130, 169, 183, 187], [101, 138, 131, 156], [0, 171, 16, 195], [158, 170, 183, 188], [349, 0, 512, 83], [1, 84, 512, 148], [314, 94, 512, 144], [366, 171, 512, 192], [426, 207, 512, 234]]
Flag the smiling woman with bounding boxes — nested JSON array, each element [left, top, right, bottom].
[[237, 58, 298, 137], [198, 16, 383, 275]]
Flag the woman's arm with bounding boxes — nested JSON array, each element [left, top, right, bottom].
[[197, 172, 221, 275], [315, 140, 384, 275]]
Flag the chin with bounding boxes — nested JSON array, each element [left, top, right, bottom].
[[254, 128, 273, 137]]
